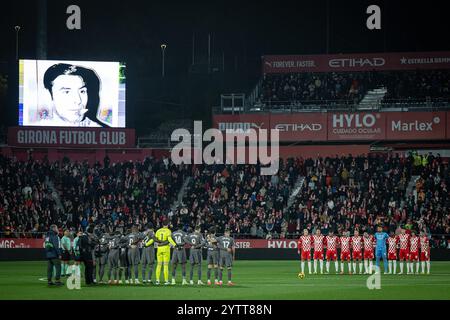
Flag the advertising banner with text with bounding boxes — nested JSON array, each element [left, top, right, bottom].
[[263, 51, 450, 74], [7, 127, 136, 148], [213, 111, 449, 142], [386, 112, 446, 140]]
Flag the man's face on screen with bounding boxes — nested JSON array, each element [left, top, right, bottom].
[[51, 75, 88, 123]]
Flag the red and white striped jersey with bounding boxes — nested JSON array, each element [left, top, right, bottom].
[[351, 236, 363, 252], [387, 236, 398, 254], [410, 236, 419, 252], [312, 235, 325, 252], [363, 236, 374, 252], [420, 236, 430, 252], [325, 235, 339, 251], [297, 235, 312, 252], [340, 236, 351, 253], [399, 233, 410, 250]]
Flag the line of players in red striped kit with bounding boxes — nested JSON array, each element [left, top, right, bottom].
[[297, 228, 431, 275]]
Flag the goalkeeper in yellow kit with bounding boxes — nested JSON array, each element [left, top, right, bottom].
[[147, 220, 176, 285]]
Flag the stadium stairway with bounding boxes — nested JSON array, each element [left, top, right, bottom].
[[357, 87, 387, 110], [406, 175, 420, 197], [284, 175, 305, 214], [171, 176, 192, 210], [44, 177, 65, 213]]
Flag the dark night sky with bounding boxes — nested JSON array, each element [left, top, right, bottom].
[[0, 0, 449, 129]]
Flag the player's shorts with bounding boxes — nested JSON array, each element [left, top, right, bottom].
[[364, 250, 374, 260], [61, 250, 72, 261], [341, 251, 351, 261], [388, 252, 397, 260], [352, 251, 362, 260], [409, 251, 419, 261], [420, 250, 430, 261], [127, 247, 140, 265], [96, 253, 108, 265], [219, 251, 232, 268], [326, 250, 337, 261], [141, 247, 155, 265], [399, 249, 409, 260], [301, 251, 311, 260], [156, 246, 171, 263], [108, 249, 119, 268], [119, 248, 128, 268], [313, 251, 324, 260], [206, 250, 219, 265], [172, 248, 187, 264], [189, 248, 202, 264], [73, 254, 82, 262]]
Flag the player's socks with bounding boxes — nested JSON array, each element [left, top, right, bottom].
[[340, 262, 345, 273], [172, 278, 176, 285], [416, 262, 420, 274], [308, 261, 312, 274], [319, 260, 323, 274], [198, 267, 202, 281], [313, 260, 317, 273], [399, 261, 404, 274], [326, 261, 330, 273], [164, 264, 169, 282], [198, 280, 204, 285], [155, 263, 162, 282], [359, 262, 363, 274], [348, 262, 352, 274], [148, 264, 154, 282], [61, 263, 65, 276], [182, 279, 188, 285], [334, 261, 339, 273], [227, 269, 232, 282], [364, 260, 368, 273], [352, 262, 356, 273], [369, 261, 373, 274], [388, 260, 392, 273], [393, 260, 397, 274], [189, 280, 194, 285], [421, 261, 425, 274], [207, 268, 211, 281], [189, 268, 194, 281], [426, 261, 430, 274], [301, 261, 305, 274]]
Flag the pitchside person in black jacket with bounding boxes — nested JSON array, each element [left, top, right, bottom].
[[44, 224, 62, 286], [79, 226, 97, 285]]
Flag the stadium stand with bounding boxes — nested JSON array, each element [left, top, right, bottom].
[[255, 69, 450, 111], [1, 152, 448, 247]]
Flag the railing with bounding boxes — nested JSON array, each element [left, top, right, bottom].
[[215, 98, 450, 114]]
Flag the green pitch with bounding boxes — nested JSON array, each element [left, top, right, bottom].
[[1, 260, 450, 300]]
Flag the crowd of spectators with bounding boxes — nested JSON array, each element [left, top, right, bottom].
[[260, 72, 371, 105], [55, 155, 187, 234], [1, 152, 449, 249], [285, 153, 449, 248], [0, 154, 59, 238], [258, 69, 450, 108], [171, 158, 301, 237]]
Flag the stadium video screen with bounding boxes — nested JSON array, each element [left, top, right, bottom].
[[18, 59, 126, 128]]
